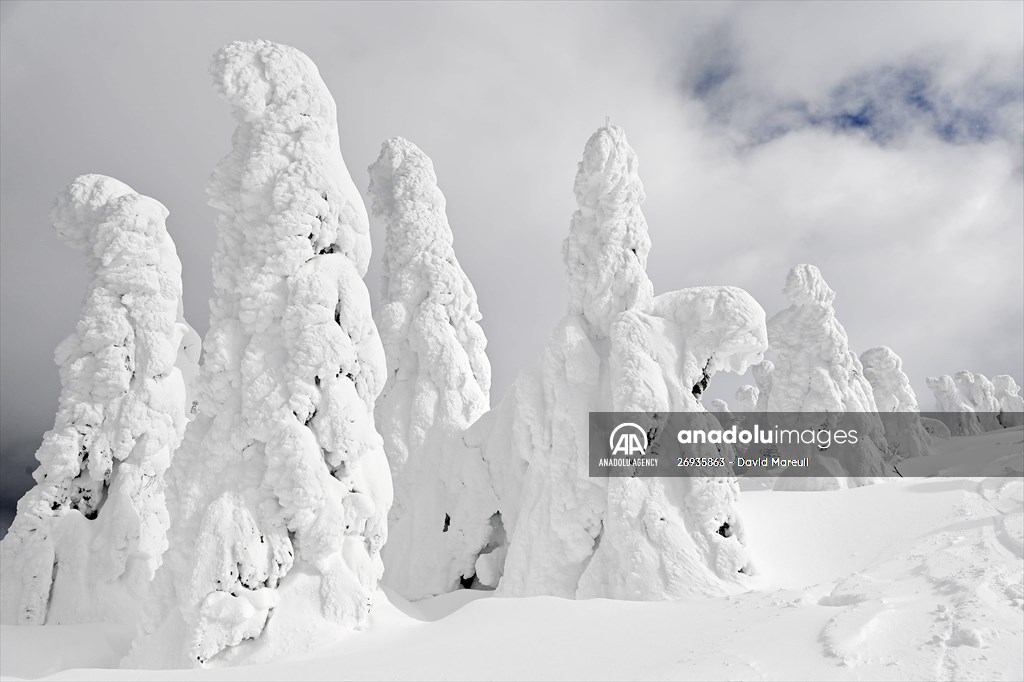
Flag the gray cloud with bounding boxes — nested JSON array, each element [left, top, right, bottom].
[[2, 1, 1021, 528]]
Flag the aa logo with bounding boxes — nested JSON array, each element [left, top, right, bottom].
[[609, 422, 648, 457]]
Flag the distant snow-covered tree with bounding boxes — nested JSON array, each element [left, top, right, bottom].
[[927, 374, 983, 436], [0, 175, 199, 626], [954, 371, 1002, 431], [764, 265, 890, 489], [127, 41, 391, 668], [368, 137, 498, 600], [860, 346, 933, 462], [733, 385, 759, 413], [992, 375, 1024, 428]]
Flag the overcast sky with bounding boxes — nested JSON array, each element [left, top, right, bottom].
[[1, 1, 1022, 526]]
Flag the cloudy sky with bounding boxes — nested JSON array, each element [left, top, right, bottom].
[[1, 1, 1022, 526]]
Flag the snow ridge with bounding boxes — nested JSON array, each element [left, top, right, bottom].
[[0, 175, 199, 626], [126, 41, 390, 668], [368, 137, 498, 600]]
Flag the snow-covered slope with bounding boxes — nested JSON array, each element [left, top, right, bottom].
[[126, 41, 391, 668], [5, 428, 1021, 681], [0, 175, 199, 627], [368, 137, 497, 600]]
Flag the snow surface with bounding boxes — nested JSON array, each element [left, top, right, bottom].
[[0, 175, 199, 627], [368, 137, 498, 600], [125, 41, 391, 668], [3, 428, 1021, 681], [762, 265, 890, 490]]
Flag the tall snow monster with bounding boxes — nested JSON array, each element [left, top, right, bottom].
[[764, 265, 891, 490], [368, 137, 498, 600], [127, 41, 391, 668], [0, 175, 199, 626], [463, 125, 767, 600], [860, 345, 933, 462]]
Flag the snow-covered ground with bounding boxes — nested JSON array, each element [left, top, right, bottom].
[[2, 427, 1021, 681]]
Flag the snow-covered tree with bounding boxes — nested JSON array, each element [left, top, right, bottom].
[[860, 346, 933, 462], [764, 265, 890, 489], [734, 385, 759, 413], [368, 137, 498, 600], [954, 371, 1002, 431], [927, 375, 983, 436], [126, 41, 391, 668], [465, 126, 764, 600], [992, 375, 1024, 428], [0, 175, 199, 626]]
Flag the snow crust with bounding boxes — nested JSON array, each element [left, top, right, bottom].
[[465, 126, 765, 600], [0, 175, 199, 627], [368, 138, 498, 600], [126, 41, 390, 668], [860, 345, 933, 462], [763, 265, 890, 489]]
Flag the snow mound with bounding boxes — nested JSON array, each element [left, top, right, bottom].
[[126, 41, 390, 668], [368, 137, 498, 600], [0, 175, 199, 627]]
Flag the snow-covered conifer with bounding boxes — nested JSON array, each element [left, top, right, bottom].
[[734, 385, 759, 412], [954, 371, 1002, 431], [992, 375, 1024, 428], [927, 375, 983, 436], [764, 265, 890, 489], [860, 346, 933, 461], [368, 137, 498, 600], [127, 41, 390, 668], [0, 175, 199, 626], [467, 126, 765, 599]]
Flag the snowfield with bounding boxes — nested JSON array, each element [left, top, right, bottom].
[[3, 427, 1021, 681]]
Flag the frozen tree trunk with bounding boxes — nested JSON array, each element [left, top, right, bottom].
[[368, 138, 498, 600], [992, 375, 1024, 428], [765, 265, 891, 490], [860, 346, 933, 462], [466, 126, 764, 599], [927, 375, 983, 436], [0, 175, 199, 626], [126, 41, 390, 668]]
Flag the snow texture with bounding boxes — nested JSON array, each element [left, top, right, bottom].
[[992, 375, 1024, 428], [860, 346, 934, 462], [126, 41, 391, 668], [368, 137, 498, 600], [0, 175, 199, 627], [763, 265, 890, 489], [733, 385, 759, 412], [953, 371, 1002, 431], [467, 126, 765, 600]]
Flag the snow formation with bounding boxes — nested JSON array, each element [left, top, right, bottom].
[[926, 375, 983, 436], [466, 126, 765, 600], [368, 137, 498, 600], [953, 371, 1002, 431], [992, 375, 1024, 428], [0, 175, 199, 626], [126, 41, 391, 668], [859, 346, 933, 462], [733, 385, 759, 412], [763, 265, 890, 489]]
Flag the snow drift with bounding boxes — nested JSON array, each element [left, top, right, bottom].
[[126, 41, 391, 668], [0, 175, 199, 627], [368, 137, 498, 601]]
